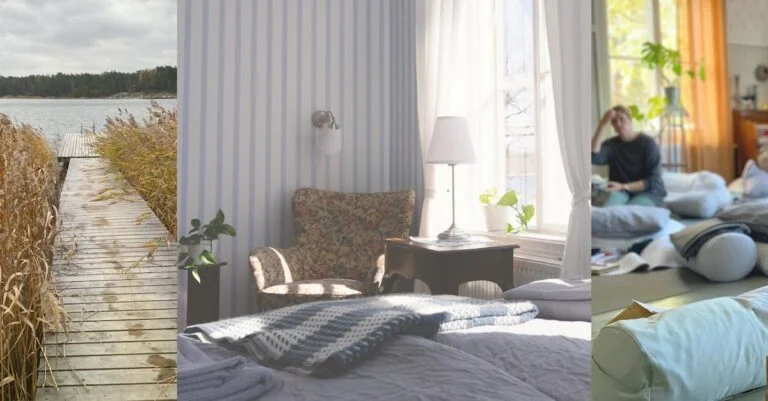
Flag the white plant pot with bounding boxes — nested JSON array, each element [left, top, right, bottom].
[[186, 239, 218, 262], [483, 205, 516, 232]]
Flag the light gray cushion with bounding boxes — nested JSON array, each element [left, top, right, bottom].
[[526, 300, 590, 322], [742, 159, 768, 199], [687, 232, 757, 282], [592, 206, 670, 239], [592, 295, 768, 401], [664, 188, 731, 218], [503, 278, 590, 301]]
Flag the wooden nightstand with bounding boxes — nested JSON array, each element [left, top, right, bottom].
[[382, 238, 519, 295]]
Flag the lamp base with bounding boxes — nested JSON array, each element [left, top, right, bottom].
[[436, 224, 471, 241]]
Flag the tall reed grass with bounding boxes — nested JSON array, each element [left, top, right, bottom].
[[0, 114, 64, 401], [93, 102, 177, 236]]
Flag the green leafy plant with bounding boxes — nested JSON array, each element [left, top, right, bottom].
[[178, 209, 236, 283], [629, 42, 706, 122], [479, 188, 535, 233]]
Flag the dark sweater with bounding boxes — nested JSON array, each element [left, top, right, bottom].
[[592, 133, 666, 206]]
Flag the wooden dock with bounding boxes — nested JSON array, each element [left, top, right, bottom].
[[37, 149, 177, 400], [57, 133, 98, 158]]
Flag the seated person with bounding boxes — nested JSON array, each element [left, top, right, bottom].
[[592, 105, 666, 207]]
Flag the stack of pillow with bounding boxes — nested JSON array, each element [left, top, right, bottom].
[[503, 278, 590, 322], [717, 199, 768, 276], [662, 170, 732, 218]]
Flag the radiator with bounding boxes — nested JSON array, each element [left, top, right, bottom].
[[412, 255, 562, 300]]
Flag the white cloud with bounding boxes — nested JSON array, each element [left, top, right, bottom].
[[0, 0, 176, 76]]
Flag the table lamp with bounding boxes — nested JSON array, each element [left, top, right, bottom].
[[426, 116, 476, 241]]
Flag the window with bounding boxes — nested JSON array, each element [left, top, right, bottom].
[[604, 0, 678, 130], [500, 0, 570, 236]]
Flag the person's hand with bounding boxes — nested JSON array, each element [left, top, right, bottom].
[[600, 110, 615, 126], [606, 181, 625, 192]]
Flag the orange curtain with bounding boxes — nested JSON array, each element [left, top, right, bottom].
[[677, 0, 733, 180]]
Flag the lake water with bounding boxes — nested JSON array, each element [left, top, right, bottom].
[[0, 98, 177, 140]]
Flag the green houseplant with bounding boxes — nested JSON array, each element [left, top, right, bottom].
[[629, 41, 706, 122], [178, 209, 236, 283], [479, 188, 535, 233]]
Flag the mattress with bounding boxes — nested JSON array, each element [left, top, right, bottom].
[[434, 319, 591, 401], [179, 319, 591, 401]]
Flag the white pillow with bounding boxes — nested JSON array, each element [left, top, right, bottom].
[[688, 232, 757, 282], [528, 300, 590, 322], [662, 170, 727, 192], [592, 296, 768, 401], [742, 159, 768, 199], [664, 188, 731, 218], [756, 242, 768, 276], [503, 278, 590, 301]]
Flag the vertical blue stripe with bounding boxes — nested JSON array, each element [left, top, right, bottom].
[[366, 0, 372, 193], [198, 0, 210, 221], [280, 0, 288, 246], [311, 0, 318, 188], [231, 0, 242, 317], [325, 0, 331, 189], [265, 0, 273, 246], [296, 0, 303, 191], [179, 0, 192, 237], [248, 0, 259, 311], [352, 0, 359, 193], [339, 0, 345, 191], [379, 0, 385, 191]]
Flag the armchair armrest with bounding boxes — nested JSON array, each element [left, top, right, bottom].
[[249, 246, 303, 291], [364, 254, 387, 295]]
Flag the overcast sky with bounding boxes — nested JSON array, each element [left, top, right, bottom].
[[0, 0, 176, 77]]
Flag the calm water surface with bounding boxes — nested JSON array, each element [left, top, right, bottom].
[[0, 98, 177, 140]]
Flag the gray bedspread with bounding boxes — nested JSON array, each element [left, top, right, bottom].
[[434, 319, 591, 401], [181, 333, 558, 401]]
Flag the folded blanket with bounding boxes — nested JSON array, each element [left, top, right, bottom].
[[182, 294, 538, 377], [177, 335, 280, 401], [669, 218, 751, 259], [717, 199, 768, 242]]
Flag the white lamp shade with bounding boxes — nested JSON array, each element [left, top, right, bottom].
[[320, 127, 342, 155], [426, 116, 476, 164]]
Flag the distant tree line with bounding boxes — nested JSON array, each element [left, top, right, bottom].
[[0, 66, 177, 98]]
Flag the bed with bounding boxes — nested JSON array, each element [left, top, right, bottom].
[[179, 296, 591, 401]]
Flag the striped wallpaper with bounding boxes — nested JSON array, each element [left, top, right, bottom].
[[178, 0, 421, 321]]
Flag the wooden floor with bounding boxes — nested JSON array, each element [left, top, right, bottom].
[[591, 268, 768, 337], [57, 133, 98, 158], [37, 158, 177, 401]]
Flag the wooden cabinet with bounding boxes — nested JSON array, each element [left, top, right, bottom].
[[733, 110, 768, 175]]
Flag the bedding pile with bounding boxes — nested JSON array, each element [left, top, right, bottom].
[[182, 294, 538, 377]]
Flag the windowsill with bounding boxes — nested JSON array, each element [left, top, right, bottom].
[[470, 229, 565, 262]]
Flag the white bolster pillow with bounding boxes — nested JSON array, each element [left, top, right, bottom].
[[687, 232, 757, 282], [592, 296, 768, 401]]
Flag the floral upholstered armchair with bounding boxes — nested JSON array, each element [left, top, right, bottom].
[[249, 188, 415, 312]]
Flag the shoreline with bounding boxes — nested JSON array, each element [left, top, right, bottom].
[[0, 93, 177, 100]]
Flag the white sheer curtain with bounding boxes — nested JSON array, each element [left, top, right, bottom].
[[415, 0, 505, 238], [542, 0, 592, 279]]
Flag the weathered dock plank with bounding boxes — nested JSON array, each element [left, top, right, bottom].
[[56, 133, 98, 158], [39, 158, 177, 400]]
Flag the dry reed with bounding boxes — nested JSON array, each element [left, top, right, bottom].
[[92, 102, 177, 236], [0, 114, 65, 401]]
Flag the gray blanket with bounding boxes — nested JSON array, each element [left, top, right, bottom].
[[670, 219, 751, 259], [717, 199, 768, 242], [182, 294, 538, 377]]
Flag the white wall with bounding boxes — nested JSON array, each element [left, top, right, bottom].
[[727, 0, 768, 106], [177, 0, 420, 322]]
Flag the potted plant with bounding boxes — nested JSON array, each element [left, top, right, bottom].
[[479, 188, 535, 233], [178, 209, 235, 325], [629, 42, 705, 121]]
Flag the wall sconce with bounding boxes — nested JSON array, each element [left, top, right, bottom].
[[311, 110, 342, 155]]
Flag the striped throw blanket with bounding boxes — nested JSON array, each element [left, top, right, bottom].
[[182, 294, 538, 377]]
